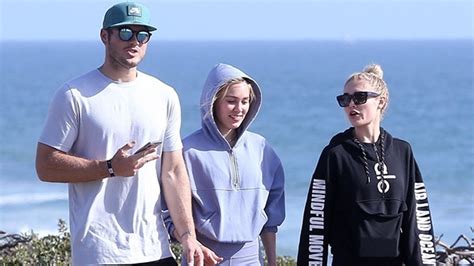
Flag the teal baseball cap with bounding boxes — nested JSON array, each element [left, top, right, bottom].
[[102, 2, 157, 31]]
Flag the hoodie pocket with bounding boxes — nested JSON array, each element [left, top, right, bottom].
[[355, 199, 407, 258]]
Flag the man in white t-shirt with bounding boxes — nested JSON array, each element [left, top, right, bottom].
[[35, 2, 203, 265]]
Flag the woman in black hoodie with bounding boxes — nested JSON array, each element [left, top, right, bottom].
[[297, 64, 436, 266]]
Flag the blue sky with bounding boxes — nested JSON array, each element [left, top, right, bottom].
[[1, 0, 472, 41]]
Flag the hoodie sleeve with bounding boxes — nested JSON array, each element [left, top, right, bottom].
[[261, 143, 286, 233], [297, 147, 333, 266], [400, 144, 436, 266], [261, 163, 285, 233]]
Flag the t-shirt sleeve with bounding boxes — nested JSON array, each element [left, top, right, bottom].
[[162, 89, 183, 152], [38, 84, 78, 152]]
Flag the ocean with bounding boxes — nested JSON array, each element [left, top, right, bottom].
[[0, 40, 473, 257]]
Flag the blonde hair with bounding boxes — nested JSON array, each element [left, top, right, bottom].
[[214, 78, 255, 104], [345, 64, 389, 116]]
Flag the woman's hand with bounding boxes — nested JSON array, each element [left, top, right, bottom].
[[198, 242, 223, 266]]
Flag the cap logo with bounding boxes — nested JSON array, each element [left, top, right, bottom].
[[127, 6, 142, 17]]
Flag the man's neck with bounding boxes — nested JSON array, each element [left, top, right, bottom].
[[99, 64, 138, 83]]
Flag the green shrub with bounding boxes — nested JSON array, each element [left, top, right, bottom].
[[0, 220, 296, 265], [0, 219, 71, 264]]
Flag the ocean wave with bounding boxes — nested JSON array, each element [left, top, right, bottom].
[[0, 192, 68, 207]]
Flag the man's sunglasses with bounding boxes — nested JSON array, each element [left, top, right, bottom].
[[117, 27, 152, 44], [336, 91, 380, 107]]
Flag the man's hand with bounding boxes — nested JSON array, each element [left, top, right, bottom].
[[110, 141, 159, 176], [180, 233, 204, 266]]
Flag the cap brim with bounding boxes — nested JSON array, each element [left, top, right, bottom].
[[105, 22, 157, 31]]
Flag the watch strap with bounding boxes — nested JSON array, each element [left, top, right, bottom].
[[106, 159, 115, 177]]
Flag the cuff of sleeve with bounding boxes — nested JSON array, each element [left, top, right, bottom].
[[261, 226, 278, 234], [167, 223, 178, 243]]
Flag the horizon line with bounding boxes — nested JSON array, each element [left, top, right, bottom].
[[1, 37, 473, 42]]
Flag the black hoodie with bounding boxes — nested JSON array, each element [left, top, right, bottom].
[[297, 128, 436, 266]]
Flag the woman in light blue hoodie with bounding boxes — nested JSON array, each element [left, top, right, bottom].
[[164, 63, 285, 265]]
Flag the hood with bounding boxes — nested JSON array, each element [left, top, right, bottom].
[[200, 63, 262, 147], [329, 127, 393, 161]]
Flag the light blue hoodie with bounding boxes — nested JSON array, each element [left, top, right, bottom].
[[165, 63, 285, 244]]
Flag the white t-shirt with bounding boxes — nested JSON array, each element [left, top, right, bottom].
[[39, 69, 183, 265]]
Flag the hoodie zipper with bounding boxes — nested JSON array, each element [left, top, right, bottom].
[[229, 150, 240, 189]]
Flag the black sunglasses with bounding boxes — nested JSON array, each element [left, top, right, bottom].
[[117, 27, 152, 44], [336, 91, 380, 107]]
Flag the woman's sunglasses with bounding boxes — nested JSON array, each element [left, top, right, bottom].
[[117, 27, 152, 44], [336, 91, 380, 107]]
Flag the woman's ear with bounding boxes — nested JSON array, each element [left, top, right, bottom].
[[378, 96, 387, 110]]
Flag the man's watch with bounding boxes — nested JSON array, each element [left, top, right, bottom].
[[106, 159, 115, 177]]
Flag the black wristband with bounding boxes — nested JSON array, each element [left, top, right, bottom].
[[179, 231, 191, 240], [106, 159, 115, 177]]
